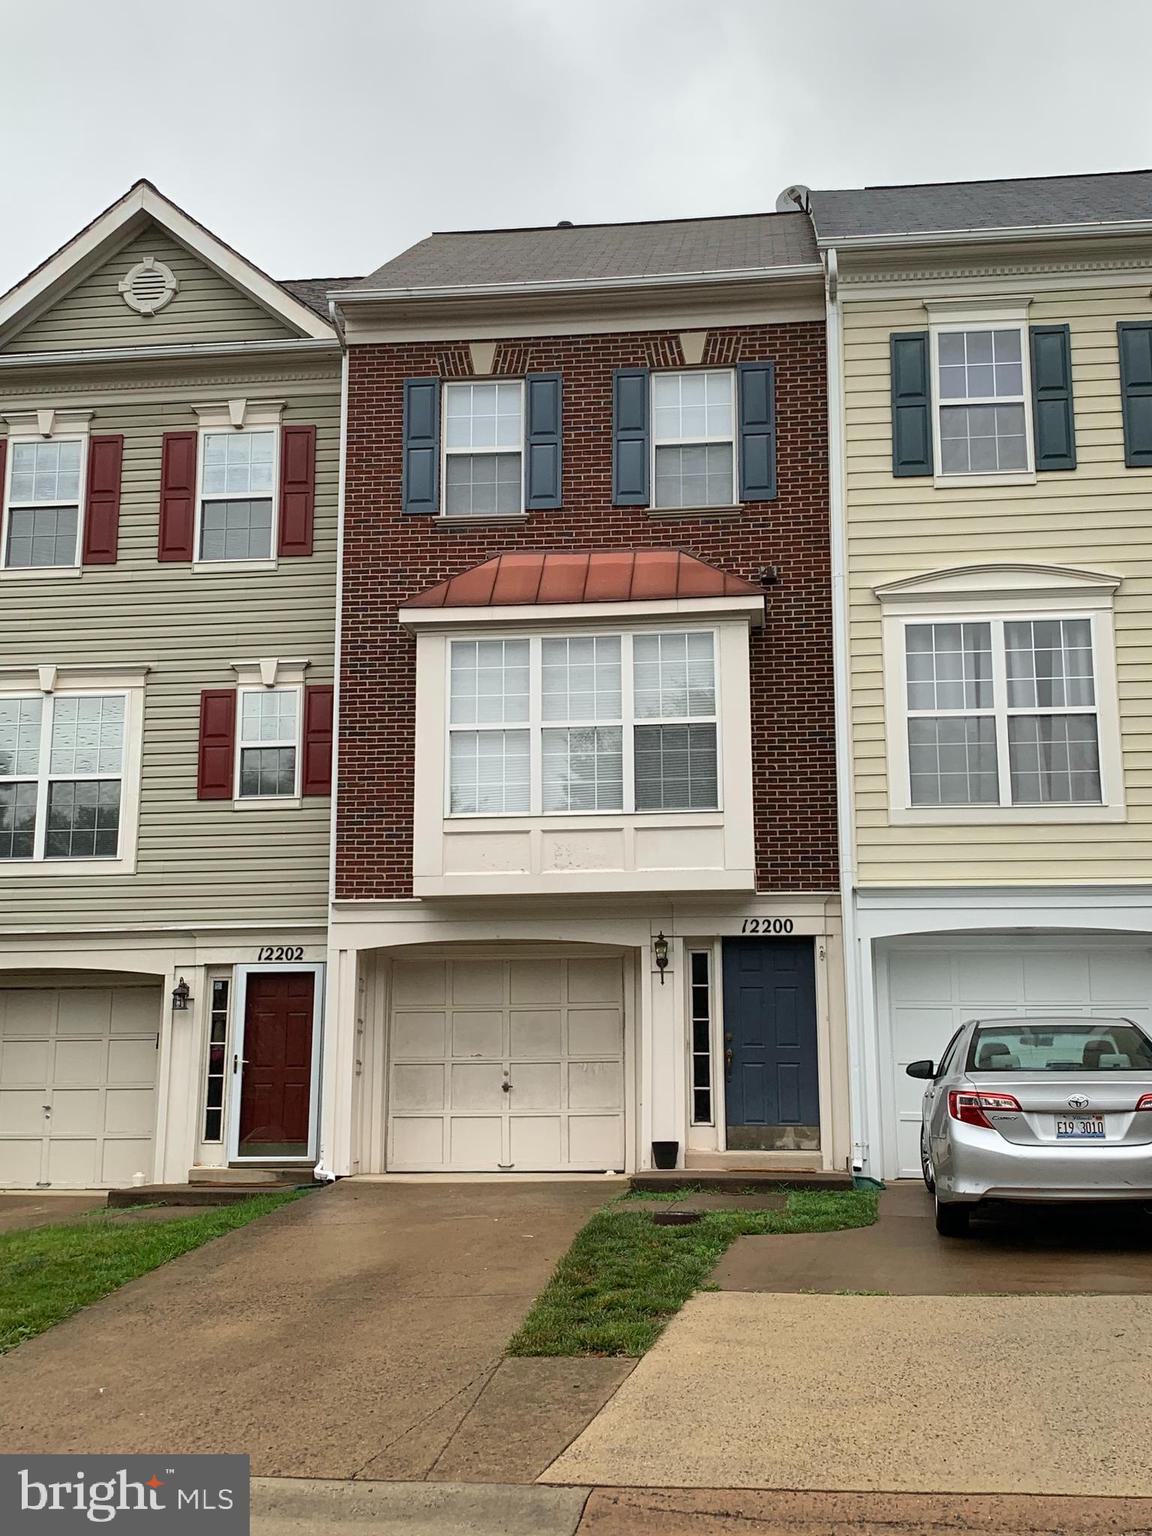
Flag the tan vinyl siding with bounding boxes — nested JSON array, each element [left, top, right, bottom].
[[0, 358, 338, 927], [843, 274, 1152, 887], [7, 226, 297, 352]]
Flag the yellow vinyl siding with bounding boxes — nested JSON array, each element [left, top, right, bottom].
[[0, 359, 338, 927], [843, 274, 1152, 886], [6, 225, 297, 352]]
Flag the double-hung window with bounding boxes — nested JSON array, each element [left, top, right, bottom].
[[0, 691, 126, 859], [934, 325, 1030, 475], [5, 438, 83, 568], [447, 629, 718, 815], [237, 686, 300, 798], [652, 370, 735, 509], [905, 617, 1101, 807], [199, 428, 277, 561], [443, 382, 524, 517]]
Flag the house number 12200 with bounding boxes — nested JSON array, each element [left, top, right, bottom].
[[741, 919, 794, 934], [258, 946, 305, 962]]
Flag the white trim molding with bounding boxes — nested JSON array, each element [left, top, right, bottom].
[[400, 593, 767, 632]]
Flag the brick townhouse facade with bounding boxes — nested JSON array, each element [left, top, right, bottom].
[[320, 213, 849, 1178]]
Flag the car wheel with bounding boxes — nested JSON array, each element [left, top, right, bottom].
[[920, 1134, 936, 1194], [935, 1196, 970, 1237]]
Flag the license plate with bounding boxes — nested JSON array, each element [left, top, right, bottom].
[[1055, 1116, 1105, 1139]]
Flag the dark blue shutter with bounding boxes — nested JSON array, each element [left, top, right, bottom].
[[737, 361, 777, 501], [890, 332, 933, 476], [525, 372, 562, 508], [1118, 323, 1152, 468], [402, 377, 440, 513], [1029, 324, 1076, 471], [612, 367, 650, 505]]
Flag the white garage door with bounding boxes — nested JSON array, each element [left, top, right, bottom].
[[387, 956, 626, 1172], [0, 985, 160, 1188], [882, 941, 1152, 1179]]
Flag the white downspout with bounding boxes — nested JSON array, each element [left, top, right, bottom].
[[824, 247, 870, 1180]]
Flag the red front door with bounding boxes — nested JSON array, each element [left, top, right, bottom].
[[238, 972, 315, 1158]]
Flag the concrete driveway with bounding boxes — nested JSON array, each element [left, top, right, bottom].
[[0, 1179, 628, 1479]]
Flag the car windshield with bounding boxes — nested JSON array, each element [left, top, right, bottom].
[[967, 1023, 1152, 1073]]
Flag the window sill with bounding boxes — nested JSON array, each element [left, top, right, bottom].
[[0, 565, 83, 580], [931, 471, 1036, 490], [0, 856, 136, 876], [433, 514, 530, 530], [645, 504, 743, 520], [231, 796, 302, 811], [889, 803, 1126, 826], [192, 559, 279, 575]]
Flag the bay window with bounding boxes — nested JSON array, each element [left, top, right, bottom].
[[447, 629, 719, 816]]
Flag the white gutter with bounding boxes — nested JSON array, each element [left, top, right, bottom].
[[0, 337, 339, 369], [815, 217, 1152, 252], [824, 247, 869, 1180], [332, 263, 823, 306]]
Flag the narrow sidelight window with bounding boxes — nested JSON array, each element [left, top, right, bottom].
[[689, 949, 714, 1125], [202, 978, 231, 1143], [5, 439, 83, 567], [237, 687, 300, 798], [443, 382, 524, 516], [199, 429, 277, 560]]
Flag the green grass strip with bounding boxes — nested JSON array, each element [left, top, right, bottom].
[[0, 1193, 302, 1353], [507, 1188, 878, 1358]]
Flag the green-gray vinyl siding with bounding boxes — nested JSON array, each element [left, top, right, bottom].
[[0, 360, 339, 928], [8, 226, 298, 353]]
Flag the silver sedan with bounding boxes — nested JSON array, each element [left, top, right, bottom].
[[906, 1016, 1152, 1236]]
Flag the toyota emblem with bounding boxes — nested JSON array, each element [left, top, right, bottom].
[[1068, 1094, 1090, 1110]]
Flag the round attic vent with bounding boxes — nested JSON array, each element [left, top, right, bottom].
[[117, 255, 179, 316]]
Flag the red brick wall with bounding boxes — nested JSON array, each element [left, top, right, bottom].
[[338, 322, 836, 898]]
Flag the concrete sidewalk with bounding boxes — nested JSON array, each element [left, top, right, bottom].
[[0, 1178, 626, 1478], [541, 1290, 1152, 1496]]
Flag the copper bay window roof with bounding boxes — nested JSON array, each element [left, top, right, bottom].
[[404, 550, 767, 610]]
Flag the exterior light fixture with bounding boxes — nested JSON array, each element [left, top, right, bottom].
[[172, 977, 192, 1012], [653, 932, 670, 985]]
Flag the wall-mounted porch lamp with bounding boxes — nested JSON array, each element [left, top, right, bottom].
[[171, 977, 192, 1012], [653, 932, 670, 985]]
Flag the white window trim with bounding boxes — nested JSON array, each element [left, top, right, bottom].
[[443, 623, 724, 819], [925, 300, 1035, 488], [191, 400, 284, 567], [199, 969, 233, 1148], [0, 410, 94, 574], [877, 566, 1124, 825], [651, 368, 739, 512], [439, 378, 526, 520], [0, 663, 146, 873], [233, 682, 304, 809]]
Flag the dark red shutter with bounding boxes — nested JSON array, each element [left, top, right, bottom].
[[82, 434, 124, 565], [158, 431, 197, 561], [279, 424, 315, 557], [302, 684, 334, 795], [197, 689, 236, 800]]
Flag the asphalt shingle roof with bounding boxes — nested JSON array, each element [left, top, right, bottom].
[[280, 277, 363, 318], [809, 169, 1152, 243], [349, 212, 817, 293]]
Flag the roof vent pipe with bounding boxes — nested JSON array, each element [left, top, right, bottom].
[[556, 219, 574, 227]]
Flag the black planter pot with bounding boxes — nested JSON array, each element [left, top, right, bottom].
[[651, 1139, 679, 1170]]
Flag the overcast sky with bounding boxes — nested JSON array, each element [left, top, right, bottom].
[[3, 0, 1152, 292]]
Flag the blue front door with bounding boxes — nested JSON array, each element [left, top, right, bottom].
[[722, 938, 819, 1150]]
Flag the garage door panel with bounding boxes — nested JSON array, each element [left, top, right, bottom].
[[0, 1039, 48, 1084], [511, 1062, 560, 1110], [570, 1114, 624, 1166], [391, 1117, 444, 1167], [566, 1009, 621, 1057], [451, 1062, 504, 1110], [569, 1060, 623, 1111], [392, 1011, 446, 1060], [888, 953, 953, 1004], [54, 1039, 106, 1083], [954, 952, 1023, 1002], [452, 962, 503, 1007], [56, 990, 113, 1035], [1, 1089, 48, 1135], [509, 1011, 562, 1058], [109, 991, 159, 1033], [567, 959, 623, 1004], [451, 1011, 503, 1059], [1021, 951, 1089, 1002], [510, 961, 563, 1006], [51, 1089, 102, 1136], [0, 1141, 41, 1184], [104, 1088, 156, 1137], [392, 1063, 445, 1112], [47, 1140, 98, 1186], [392, 962, 447, 1008], [510, 1116, 561, 1167], [107, 1038, 157, 1081], [2, 991, 55, 1032], [101, 1140, 150, 1186], [450, 1117, 501, 1165]]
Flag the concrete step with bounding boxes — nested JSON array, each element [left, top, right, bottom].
[[630, 1168, 854, 1194], [108, 1181, 319, 1208], [188, 1167, 310, 1186]]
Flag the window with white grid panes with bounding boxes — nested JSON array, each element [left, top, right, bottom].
[[0, 692, 125, 859], [904, 617, 1101, 807], [689, 949, 715, 1125], [442, 381, 524, 516], [652, 370, 735, 509], [237, 687, 299, 798], [202, 978, 231, 1143], [4, 438, 83, 568], [935, 327, 1030, 475], [447, 629, 719, 815], [199, 429, 277, 560]]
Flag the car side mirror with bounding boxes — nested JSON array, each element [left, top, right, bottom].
[[906, 1059, 936, 1080]]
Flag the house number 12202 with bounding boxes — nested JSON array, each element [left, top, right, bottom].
[[741, 919, 794, 934], [258, 946, 305, 962]]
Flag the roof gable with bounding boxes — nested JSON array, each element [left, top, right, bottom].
[[406, 550, 767, 609], [0, 180, 335, 350]]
